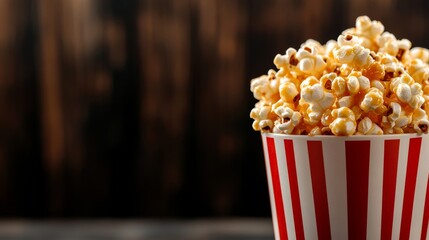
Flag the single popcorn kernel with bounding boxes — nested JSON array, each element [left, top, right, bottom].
[[371, 80, 386, 94], [360, 88, 384, 112], [250, 72, 279, 102], [344, 15, 384, 49], [358, 117, 383, 135], [356, 16, 384, 38], [279, 78, 299, 103], [301, 83, 324, 103], [320, 73, 337, 91], [410, 47, 429, 63], [407, 59, 429, 83], [332, 76, 347, 96], [320, 109, 335, 126], [362, 62, 385, 81], [347, 76, 360, 95], [337, 34, 359, 47], [250, 105, 275, 131], [396, 39, 412, 61], [338, 96, 352, 108], [295, 46, 327, 75], [273, 106, 302, 134], [274, 48, 299, 77], [249, 15, 429, 136], [309, 126, 322, 136], [415, 120, 429, 134], [300, 81, 335, 125], [329, 107, 356, 136]]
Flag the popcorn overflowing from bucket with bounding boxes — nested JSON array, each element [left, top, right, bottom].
[[250, 16, 429, 136]]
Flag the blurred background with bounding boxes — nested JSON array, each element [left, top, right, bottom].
[[1, 0, 429, 219]]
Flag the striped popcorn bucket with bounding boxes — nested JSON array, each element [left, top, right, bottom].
[[261, 132, 429, 240]]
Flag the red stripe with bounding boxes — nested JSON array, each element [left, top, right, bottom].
[[267, 137, 288, 240], [400, 137, 422, 240], [284, 140, 305, 240], [307, 141, 332, 240], [421, 176, 429, 240], [381, 139, 400, 240], [346, 141, 371, 240]]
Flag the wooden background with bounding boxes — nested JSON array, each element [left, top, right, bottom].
[[1, 0, 429, 217]]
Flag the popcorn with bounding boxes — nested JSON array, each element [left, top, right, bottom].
[[320, 72, 337, 91], [295, 46, 327, 75], [320, 109, 334, 126], [355, 16, 384, 39], [300, 79, 335, 124], [358, 117, 383, 135], [370, 80, 386, 93], [387, 102, 401, 124], [360, 88, 384, 112], [309, 126, 322, 136], [390, 73, 425, 109], [347, 72, 371, 95], [329, 107, 356, 136], [273, 106, 302, 134], [332, 76, 347, 96], [250, 70, 279, 102], [338, 96, 352, 108], [300, 39, 325, 53], [279, 77, 299, 103], [334, 44, 373, 68], [407, 59, 429, 83], [409, 108, 428, 134], [414, 120, 429, 134], [249, 16, 429, 136], [377, 32, 411, 61], [250, 105, 275, 131], [362, 61, 385, 81], [410, 47, 429, 63], [274, 48, 298, 77], [337, 34, 360, 47], [342, 16, 384, 50]]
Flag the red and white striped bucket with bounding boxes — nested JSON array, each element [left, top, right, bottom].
[[261, 132, 429, 240]]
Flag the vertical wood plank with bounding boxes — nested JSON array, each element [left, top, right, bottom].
[[37, 0, 65, 215]]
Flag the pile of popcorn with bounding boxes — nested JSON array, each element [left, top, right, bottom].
[[250, 16, 429, 136]]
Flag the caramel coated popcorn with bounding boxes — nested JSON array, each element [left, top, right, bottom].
[[250, 16, 429, 136]]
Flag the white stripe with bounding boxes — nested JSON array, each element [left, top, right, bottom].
[[410, 135, 429, 239], [294, 138, 318, 240], [392, 136, 410, 240], [367, 138, 384, 239], [274, 137, 296, 240], [262, 135, 280, 240], [323, 138, 348, 240]]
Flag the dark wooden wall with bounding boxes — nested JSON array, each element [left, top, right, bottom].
[[1, 0, 428, 217]]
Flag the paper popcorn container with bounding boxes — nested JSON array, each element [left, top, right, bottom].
[[261, 132, 429, 240]]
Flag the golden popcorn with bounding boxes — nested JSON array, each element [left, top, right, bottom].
[[407, 59, 429, 83], [410, 47, 429, 63], [414, 120, 429, 134], [279, 78, 299, 103], [329, 107, 357, 136], [342, 16, 384, 50], [357, 117, 383, 135], [250, 105, 275, 131], [332, 76, 347, 96], [334, 44, 373, 68], [295, 46, 327, 75], [273, 106, 302, 134], [249, 16, 429, 136], [360, 88, 384, 112]]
